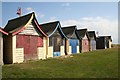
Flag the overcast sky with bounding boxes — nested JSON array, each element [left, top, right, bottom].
[[1, 2, 118, 44]]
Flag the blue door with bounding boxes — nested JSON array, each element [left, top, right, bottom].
[[69, 39, 78, 54]]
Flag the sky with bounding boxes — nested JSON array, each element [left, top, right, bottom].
[[0, 2, 118, 44]]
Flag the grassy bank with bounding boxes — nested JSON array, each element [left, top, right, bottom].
[[2, 48, 118, 78]]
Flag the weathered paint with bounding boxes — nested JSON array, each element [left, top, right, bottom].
[[16, 34, 43, 60]]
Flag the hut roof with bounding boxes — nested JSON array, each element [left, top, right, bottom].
[[0, 27, 8, 35], [4, 12, 47, 36], [61, 26, 79, 39], [77, 28, 90, 40], [88, 31, 96, 40], [39, 21, 67, 38], [39, 21, 59, 35], [97, 36, 112, 41]]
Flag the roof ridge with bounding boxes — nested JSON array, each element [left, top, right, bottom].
[[62, 25, 76, 28], [40, 21, 59, 25], [77, 28, 87, 31], [8, 12, 34, 22]]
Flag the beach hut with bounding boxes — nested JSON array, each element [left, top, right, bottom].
[[0, 28, 8, 65], [77, 28, 90, 53], [3, 12, 47, 64], [96, 36, 112, 49], [39, 21, 67, 57], [88, 31, 96, 51], [62, 26, 80, 54]]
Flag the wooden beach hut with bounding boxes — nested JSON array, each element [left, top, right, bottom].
[[39, 21, 67, 57], [0, 28, 8, 65], [77, 28, 90, 53], [3, 12, 47, 64], [96, 36, 112, 49], [88, 31, 96, 51], [62, 26, 80, 54]]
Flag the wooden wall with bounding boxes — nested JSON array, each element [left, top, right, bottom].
[[0, 33, 3, 65]]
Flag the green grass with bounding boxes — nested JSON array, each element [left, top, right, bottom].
[[2, 48, 118, 78]]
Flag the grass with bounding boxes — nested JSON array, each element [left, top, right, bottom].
[[2, 48, 118, 78]]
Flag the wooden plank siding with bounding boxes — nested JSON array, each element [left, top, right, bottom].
[[0, 33, 3, 65], [16, 35, 43, 60]]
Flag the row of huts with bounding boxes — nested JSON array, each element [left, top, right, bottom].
[[0, 12, 112, 64]]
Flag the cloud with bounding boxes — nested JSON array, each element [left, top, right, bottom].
[[38, 13, 45, 18], [61, 16, 118, 44], [49, 16, 58, 21], [61, 3, 70, 7], [26, 8, 33, 11], [26, 7, 34, 12]]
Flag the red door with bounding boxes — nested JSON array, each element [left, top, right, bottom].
[[16, 35, 43, 60]]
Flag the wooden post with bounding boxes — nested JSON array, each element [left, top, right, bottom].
[[46, 37, 48, 58]]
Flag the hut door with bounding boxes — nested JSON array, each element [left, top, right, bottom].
[[70, 39, 78, 54], [16, 35, 38, 60], [29, 36, 38, 60], [53, 36, 61, 56], [91, 40, 96, 50]]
